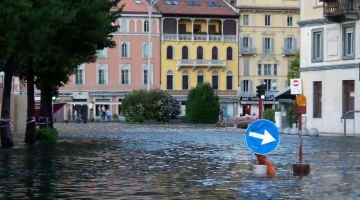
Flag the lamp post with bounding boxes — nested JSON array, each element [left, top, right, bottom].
[[147, 0, 159, 91], [271, 82, 277, 108]]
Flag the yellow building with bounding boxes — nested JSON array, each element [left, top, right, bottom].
[[237, 0, 300, 115], [156, 0, 240, 117]]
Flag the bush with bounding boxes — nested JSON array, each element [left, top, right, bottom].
[[35, 128, 58, 142], [263, 109, 275, 123], [112, 114, 118, 119], [121, 89, 181, 123], [186, 83, 220, 123]]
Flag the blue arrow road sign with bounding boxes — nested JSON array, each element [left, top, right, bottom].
[[245, 119, 280, 155]]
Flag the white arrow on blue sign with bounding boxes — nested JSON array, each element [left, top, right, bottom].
[[245, 119, 280, 155]]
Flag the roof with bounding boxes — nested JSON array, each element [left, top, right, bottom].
[[111, 0, 160, 15], [155, 0, 238, 17]]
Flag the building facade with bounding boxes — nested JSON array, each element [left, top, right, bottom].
[[156, 0, 240, 117], [237, 0, 300, 116], [298, 0, 359, 134], [20, 0, 162, 121]]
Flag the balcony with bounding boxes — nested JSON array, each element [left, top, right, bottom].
[[162, 34, 237, 42], [167, 90, 237, 96], [176, 59, 226, 71], [323, 0, 360, 22], [282, 47, 296, 55], [239, 47, 256, 55], [239, 91, 253, 97]]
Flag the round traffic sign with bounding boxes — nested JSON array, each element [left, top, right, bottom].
[[292, 80, 299, 87]]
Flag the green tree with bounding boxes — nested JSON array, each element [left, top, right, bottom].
[[287, 50, 300, 85], [185, 83, 220, 124]]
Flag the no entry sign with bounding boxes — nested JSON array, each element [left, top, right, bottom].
[[290, 78, 302, 95]]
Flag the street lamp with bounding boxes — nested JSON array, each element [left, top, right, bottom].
[[147, 0, 160, 91], [271, 82, 277, 108]]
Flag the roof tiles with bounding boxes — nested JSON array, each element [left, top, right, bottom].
[[111, 0, 160, 14], [155, 0, 238, 17]]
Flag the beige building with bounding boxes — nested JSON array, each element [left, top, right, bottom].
[[298, 0, 359, 134], [236, 0, 300, 115]]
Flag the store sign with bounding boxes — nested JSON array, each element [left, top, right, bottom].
[[239, 96, 274, 101]]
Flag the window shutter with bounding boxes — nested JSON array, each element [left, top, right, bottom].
[[262, 38, 265, 54], [259, 79, 264, 85], [293, 38, 297, 50], [239, 37, 242, 48], [249, 38, 253, 49], [284, 38, 287, 50], [271, 38, 274, 53], [249, 80, 253, 94]]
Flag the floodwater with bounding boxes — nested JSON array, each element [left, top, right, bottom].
[[1, 124, 360, 199]]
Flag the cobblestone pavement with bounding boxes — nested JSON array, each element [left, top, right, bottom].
[[2, 122, 360, 199]]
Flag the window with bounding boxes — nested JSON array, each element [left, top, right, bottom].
[[285, 37, 293, 50], [342, 23, 355, 60], [120, 19, 127, 32], [241, 80, 250, 93], [143, 42, 152, 58], [343, 80, 354, 118], [264, 64, 271, 76], [111, 0, 117, 7], [265, 15, 271, 26], [97, 49, 107, 58], [226, 47, 233, 60], [197, 71, 204, 84], [75, 65, 84, 85], [143, 64, 153, 85], [166, 46, 173, 59], [97, 64, 108, 85], [263, 79, 272, 91], [121, 69, 129, 84], [206, 1, 221, 7], [182, 71, 189, 90], [165, 0, 179, 5], [313, 81, 322, 118], [243, 14, 249, 26], [212, 71, 219, 90], [166, 70, 173, 89], [134, 0, 142, 4], [273, 64, 277, 76], [243, 59, 249, 76], [317, 0, 323, 5], [197, 46, 203, 59], [212, 46, 218, 60], [311, 28, 323, 62], [182, 46, 189, 59], [186, 0, 201, 6], [263, 38, 273, 54], [287, 16, 293, 26], [258, 64, 261, 75], [143, 20, 149, 32], [242, 37, 249, 48], [226, 71, 233, 90], [121, 42, 130, 58]]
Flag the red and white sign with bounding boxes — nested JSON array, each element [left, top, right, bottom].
[[290, 78, 302, 95]]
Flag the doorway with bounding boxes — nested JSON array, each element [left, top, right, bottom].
[[264, 104, 273, 110], [242, 104, 251, 115]]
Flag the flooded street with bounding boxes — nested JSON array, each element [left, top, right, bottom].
[[1, 123, 360, 199]]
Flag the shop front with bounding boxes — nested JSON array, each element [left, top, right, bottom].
[[239, 96, 277, 116]]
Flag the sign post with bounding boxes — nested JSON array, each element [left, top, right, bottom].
[[245, 119, 281, 155]]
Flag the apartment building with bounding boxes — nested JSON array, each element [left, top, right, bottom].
[[156, 0, 240, 117], [19, 0, 162, 121], [298, 0, 359, 134], [237, 0, 300, 115]]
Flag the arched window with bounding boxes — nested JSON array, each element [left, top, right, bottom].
[[226, 71, 233, 90], [182, 46, 188, 59], [166, 46, 173, 59], [212, 71, 219, 90], [143, 20, 149, 32], [212, 46, 218, 60], [197, 71, 204, 84], [226, 47, 233, 60], [196, 46, 203, 60], [121, 42, 129, 58], [166, 70, 173, 90], [182, 71, 189, 90]]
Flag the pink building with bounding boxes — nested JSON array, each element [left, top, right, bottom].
[[19, 0, 162, 121]]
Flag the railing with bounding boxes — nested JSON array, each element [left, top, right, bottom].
[[167, 90, 237, 95], [324, 0, 360, 16], [177, 59, 226, 67], [282, 47, 296, 55], [162, 34, 237, 42], [239, 47, 256, 54]]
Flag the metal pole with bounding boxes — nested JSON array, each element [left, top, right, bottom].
[[258, 98, 262, 119], [147, 2, 152, 91], [273, 90, 275, 108], [298, 113, 302, 164]]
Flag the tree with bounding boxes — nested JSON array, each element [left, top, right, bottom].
[[287, 50, 300, 85], [185, 83, 220, 124]]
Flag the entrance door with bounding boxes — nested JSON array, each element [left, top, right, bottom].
[[242, 104, 251, 115]]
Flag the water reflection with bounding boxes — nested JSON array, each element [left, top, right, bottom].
[[0, 132, 360, 199]]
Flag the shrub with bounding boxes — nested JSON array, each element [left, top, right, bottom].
[[121, 89, 180, 123], [112, 114, 118, 119], [186, 83, 220, 124], [35, 128, 58, 142], [263, 109, 275, 123]]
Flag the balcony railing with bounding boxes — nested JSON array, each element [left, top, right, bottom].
[[239, 47, 256, 55], [176, 59, 226, 71], [324, 0, 360, 22], [282, 47, 296, 55], [162, 34, 237, 42], [167, 90, 237, 96]]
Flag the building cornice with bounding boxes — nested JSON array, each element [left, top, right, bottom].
[[300, 63, 359, 72], [297, 18, 331, 28], [237, 6, 299, 12]]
